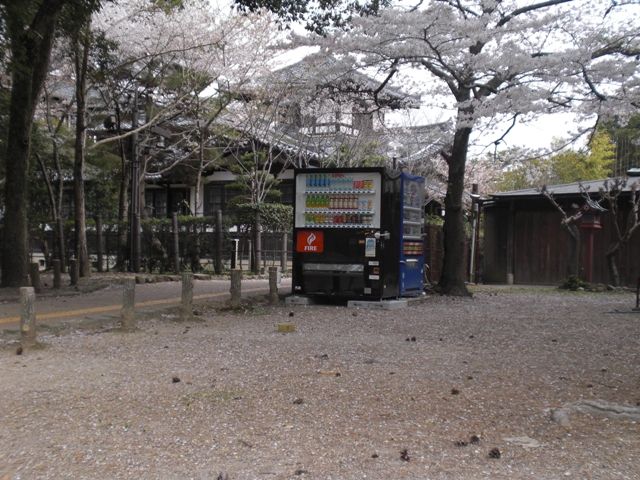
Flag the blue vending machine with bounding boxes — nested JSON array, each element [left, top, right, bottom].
[[399, 172, 425, 296]]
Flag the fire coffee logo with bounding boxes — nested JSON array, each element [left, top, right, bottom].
[[307, 232, 316, 247], [297, 230, 324, 253]]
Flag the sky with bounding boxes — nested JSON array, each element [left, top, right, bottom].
[[386, 107, 587, 158]]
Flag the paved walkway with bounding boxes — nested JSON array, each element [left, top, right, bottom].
[[0, 277, 292, 330]]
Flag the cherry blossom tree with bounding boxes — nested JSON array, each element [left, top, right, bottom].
[[251, 0, 640, 295], [70, 0, 280, 269]]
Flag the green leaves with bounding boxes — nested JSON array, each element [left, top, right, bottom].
[[231, 202, 293, 232], [498, 129, 616, 191]]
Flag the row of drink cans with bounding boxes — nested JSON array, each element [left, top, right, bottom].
[[305, 194, 373, 211], [306, 174, 373, 191], [305, 213, 374, 226]]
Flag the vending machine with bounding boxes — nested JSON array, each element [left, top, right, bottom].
[[292, 167, 425, 300]]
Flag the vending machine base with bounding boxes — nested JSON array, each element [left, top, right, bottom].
[[285, 295, 411, 310], [347, 299, 409, 310]]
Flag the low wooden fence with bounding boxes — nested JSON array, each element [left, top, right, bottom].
[[20, 221, 454, 282]]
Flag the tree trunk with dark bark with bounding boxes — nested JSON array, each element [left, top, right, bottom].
[[73, 32, 91, 278], [2, 0, 64, 287], [437, 126, 472, 297], [253, 210, 262, 274], [116, 106, 130, 271]]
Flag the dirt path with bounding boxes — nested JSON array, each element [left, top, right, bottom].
[[1, 287, 639, 479]]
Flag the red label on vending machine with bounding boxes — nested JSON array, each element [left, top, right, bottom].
[[297, 230, 324, 253]]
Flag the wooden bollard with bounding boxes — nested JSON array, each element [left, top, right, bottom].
[[30, 262, 42, 294], [20, 287, 37, 347], [69, 258, 78, 286], [268, 266, 279, 304], [230, 269, 242, 306], [179, 274, 194, 321], [53, 259, 61, 289], [121, 278, 136, 329]]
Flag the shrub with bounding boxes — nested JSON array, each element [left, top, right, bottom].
[[559, 275, 591, 290]]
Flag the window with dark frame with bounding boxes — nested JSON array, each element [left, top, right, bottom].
[[205, 184, 244, 216], [145, 190, 167, 218]]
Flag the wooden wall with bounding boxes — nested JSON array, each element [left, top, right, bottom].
[[483, 200, 640, 286]]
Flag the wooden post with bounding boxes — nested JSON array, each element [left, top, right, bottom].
[[69, 257, 78, 286], [121, 278, 136, 329], [172, 212, 180, 274], [584, 229, 595, 283], [30, 262, 42, 294], [506, 201, 515, 285], [215, 210, 223, 275], [280, 232, 288, 271], [179, 273, 194, 321], [230, 269, 242, 306], [133, 213, 141, 273], [268, 266, 279, 304], [96, 215, 103, 273], [20, 287, 37, 347], [53, 259, 61, 289]]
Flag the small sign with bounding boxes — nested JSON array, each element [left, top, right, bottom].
[[365, 237, 376, 257], [297, 230, 324, 253], [369, 275, 380, 280], [368, 261, 379, 266]]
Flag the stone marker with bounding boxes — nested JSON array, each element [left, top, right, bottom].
[[20, 287, 37, 347], [179, 274, 194, 321], [121, 277, 136, 329], [230, 269, 242, 306], [269, 266, 279, 304]]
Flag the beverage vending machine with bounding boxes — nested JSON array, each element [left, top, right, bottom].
[[292, 167, 425, 300]]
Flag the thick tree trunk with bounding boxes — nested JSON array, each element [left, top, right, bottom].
[[1, 1, 64, 287], [73, 35, 91, 278], [437, 126, 472, 297]]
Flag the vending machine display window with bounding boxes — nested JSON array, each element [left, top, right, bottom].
[[295, 171, 382, 229]]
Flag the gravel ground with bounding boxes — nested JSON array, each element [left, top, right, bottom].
[[1, 287, 639, 480]]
